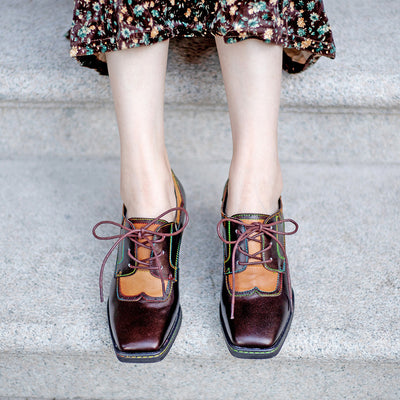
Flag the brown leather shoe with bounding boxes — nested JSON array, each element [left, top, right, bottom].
[[93, 173, 189, 362], [217, 182, 298, 358]]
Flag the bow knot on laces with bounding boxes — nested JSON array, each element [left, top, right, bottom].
[[93, 207, 189, 302], [136, 228, 146, 240], [251, 221, 265, 234], [217, 216, 298, 319]]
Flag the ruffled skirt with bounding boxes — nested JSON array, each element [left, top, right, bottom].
[[69, 0, 336, 74]]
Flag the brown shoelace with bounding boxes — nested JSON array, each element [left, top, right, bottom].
[[217, 216, 298, 319], [93, 207, 189, 302]]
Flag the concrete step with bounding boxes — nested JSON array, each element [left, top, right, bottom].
[[0, 0, 399, 162], [0, 156, 399, 399]]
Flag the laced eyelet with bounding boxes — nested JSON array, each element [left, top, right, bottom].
[[93, 206, 189, 303], [216, 214, 298, 319]]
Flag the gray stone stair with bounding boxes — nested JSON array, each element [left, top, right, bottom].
[[0, 0, 399, 399], [1, 0, 399, 163], [0, 158, 399, 399]]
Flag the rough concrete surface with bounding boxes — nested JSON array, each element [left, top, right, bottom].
[[1, 0, 400, 398], [0, 157, 399, 398], [2, 356, 399, 400], [1, 104, 399, 163]]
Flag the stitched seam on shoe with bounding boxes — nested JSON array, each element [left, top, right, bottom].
[[116, 239, 125, 266], [224, 221, 232, 264], [263, 259, 285, 273], [171, 172, 183, 222], [169, 223, 183, 283], [229, 346, 279, 355], [256, 272, 282, 296], [275, 215, 286, 261], [232, 210, 281, 220], [116, 279, 173, 302], [225, 274, 282, 297], [169, 224, 180, 270], [225, 214, 285, 274], [116, 223, 180, 300], [117, 223, 175, 279], [172, 238, 182, 281]]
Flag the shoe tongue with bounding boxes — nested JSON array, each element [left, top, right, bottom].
[[231, 214, 270, 225], [127, 218, 168, 231], [126, 219, 169, 268], [231, 214, 272, 270]]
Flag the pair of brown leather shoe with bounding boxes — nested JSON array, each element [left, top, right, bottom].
[[93, 174, 297, 362]]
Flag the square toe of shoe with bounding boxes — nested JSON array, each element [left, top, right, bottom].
[[225, 297, 290, 348], [118, 336, 163, 352], [109, 303, 174, 353]]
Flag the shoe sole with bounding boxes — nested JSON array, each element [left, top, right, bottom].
[[107, 301, 182, 363], [219, 291, 295, 359]]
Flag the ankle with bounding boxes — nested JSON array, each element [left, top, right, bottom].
[[226, 164, 282, 216], [121, 172, 176, 221]]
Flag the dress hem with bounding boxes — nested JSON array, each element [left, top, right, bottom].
[[70, 29, 335, 75]]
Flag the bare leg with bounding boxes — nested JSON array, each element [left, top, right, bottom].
[[215, 37, 283, 216], [106, 41, 175, 220]]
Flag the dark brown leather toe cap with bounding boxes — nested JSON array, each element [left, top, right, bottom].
[[109, 278, 179, 352], [221, 291, 291, 348]]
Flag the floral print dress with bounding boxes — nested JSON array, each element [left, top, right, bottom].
[[69, 0, 335, 74]]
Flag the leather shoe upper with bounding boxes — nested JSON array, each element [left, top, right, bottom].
[[94, 173, 188, 353], [217, 182, 298, 349]]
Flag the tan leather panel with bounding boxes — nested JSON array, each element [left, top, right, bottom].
[[228, 266, 278, 292], [119, 269, 164, 297], [120, 221, 164, 297], [229, 218, 278, 292], [136, 241, 150, 267]]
